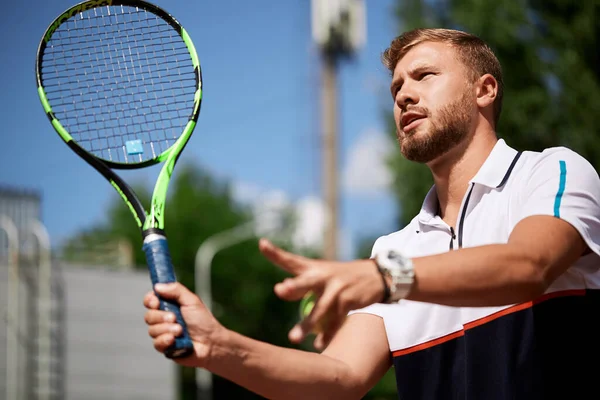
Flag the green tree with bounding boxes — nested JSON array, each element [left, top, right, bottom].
[[61, 161, 307, 399], [386, 0, 600, 227]]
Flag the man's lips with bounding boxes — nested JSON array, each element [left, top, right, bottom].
[[401, 112, 426, 132]]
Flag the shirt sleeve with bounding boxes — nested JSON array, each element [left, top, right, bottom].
[[369, 235, 385, 258], [517, 147, 600, 256]]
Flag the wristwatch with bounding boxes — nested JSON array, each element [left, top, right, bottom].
[[375, 248, 415, 303]]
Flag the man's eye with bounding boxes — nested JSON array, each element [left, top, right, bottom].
[[419, 72, 434, 80]]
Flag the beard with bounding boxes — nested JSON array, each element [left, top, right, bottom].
[[397, 92, 473, 164]]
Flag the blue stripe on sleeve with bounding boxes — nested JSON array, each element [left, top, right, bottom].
[[553, 160, 567, 217]]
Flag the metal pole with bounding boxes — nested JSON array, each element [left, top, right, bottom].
[[193, 221, 261, 400], [322, 54, 339, 260], [30, 220, 51, 400], [1, 215, 19, 400]]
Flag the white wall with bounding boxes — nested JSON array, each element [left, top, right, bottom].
[[62, 265, 177, 400]]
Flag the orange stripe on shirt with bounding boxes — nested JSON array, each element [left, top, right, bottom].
[[393, 330, 465, 357], [392, 289, 587, 357]]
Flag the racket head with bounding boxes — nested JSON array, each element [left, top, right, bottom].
[[36, 0, 203, 169]]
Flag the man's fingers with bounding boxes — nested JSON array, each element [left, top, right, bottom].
[[289, 286, 346, 348], [288, 322, 306, 344], [143, 291, 160, 309], [308, 288, 337, 327], [313, 287, 348, 349], [153, 334, 175, 352], [259, 238, 307, 275], [153, 282, 202, 308], [144, 309, 177, 325], [287, 290, 334, 344], [148, 322, 182, 338], [274, 275, 322, 301], [315, 315, 345, 351]]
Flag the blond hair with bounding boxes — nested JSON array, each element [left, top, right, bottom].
[[383, 28, 504, 126]]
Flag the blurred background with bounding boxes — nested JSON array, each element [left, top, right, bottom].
[[0, 0, 598, 399]]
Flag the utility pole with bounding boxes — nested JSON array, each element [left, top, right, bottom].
[[311, 0, 365, 259], [322, 52, 338, 260]]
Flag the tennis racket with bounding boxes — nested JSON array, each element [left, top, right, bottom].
[[36, 0, 202, 358]]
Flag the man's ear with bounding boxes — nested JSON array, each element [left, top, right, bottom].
[[476, 73, 498, 109]]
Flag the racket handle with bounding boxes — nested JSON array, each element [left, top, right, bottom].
[[142, 231, 194, 359]]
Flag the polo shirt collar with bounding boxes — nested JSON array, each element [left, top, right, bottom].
[[417, 185, 441, 225], [417, 138, 520, 225], [469, 138, 520, 188]]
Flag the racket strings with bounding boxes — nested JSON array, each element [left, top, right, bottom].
[[40, 5, 197, 165]]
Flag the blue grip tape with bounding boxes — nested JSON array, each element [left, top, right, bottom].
[[142, 237, 194, 359]]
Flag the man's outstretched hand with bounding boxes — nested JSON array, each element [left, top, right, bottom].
[[258, 238, 385, 350]]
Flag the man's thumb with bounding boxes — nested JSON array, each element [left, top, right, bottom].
[[154, 282, 201, 307]]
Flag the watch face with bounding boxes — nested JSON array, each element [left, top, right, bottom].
[[386, 249, 414, 276], [388, 250, 403, 262], [388, 250, 409, 270]]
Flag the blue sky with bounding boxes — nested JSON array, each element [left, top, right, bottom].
[[0, 0, 401, 259]]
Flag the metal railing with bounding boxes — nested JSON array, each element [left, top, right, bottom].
[[0, 215, 65, 400]]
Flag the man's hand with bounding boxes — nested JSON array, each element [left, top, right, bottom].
[[143, 282, 225, 368], [258, 238, 385, 350]]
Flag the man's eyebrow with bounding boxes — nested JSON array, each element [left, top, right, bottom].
[[390, 64, 439, 95], [408, 63, 437, 75]]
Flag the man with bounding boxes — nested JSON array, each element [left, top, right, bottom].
[[143, 28, 600, 399]]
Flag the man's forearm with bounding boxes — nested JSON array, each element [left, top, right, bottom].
[[402, 215, 588, 307], [407, 243, 546, 307], [206, 328, 361, 400]]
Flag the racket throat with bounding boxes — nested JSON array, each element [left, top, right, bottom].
[[142, 227, 167, 242], [143, 201, 165, 231]]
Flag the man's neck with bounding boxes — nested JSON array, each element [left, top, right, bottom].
[[429, 130, 497, 227]]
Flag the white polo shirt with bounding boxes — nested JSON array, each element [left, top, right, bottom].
[[351, 138, 600, 400]]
